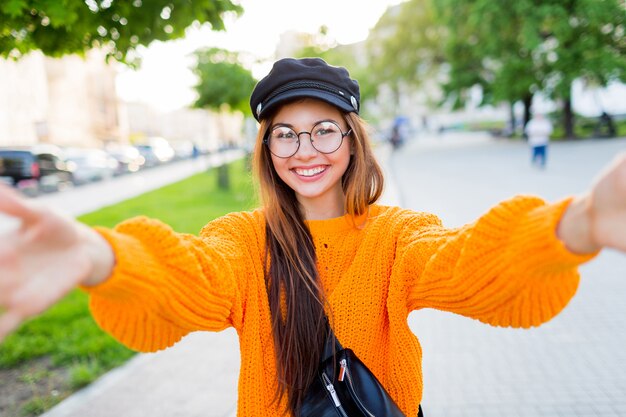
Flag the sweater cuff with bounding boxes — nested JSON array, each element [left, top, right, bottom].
[[80, 226, 161, 299], [510, 197, 598, 272]]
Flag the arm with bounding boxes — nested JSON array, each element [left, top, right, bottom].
[[399, 196, 596, 328], [83, 215, 245, 352], [400, 152, 626, 327]]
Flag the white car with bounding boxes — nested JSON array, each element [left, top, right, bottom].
[[64, 148, 119, 185]]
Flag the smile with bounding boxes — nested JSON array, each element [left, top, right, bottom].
[[293, 166, 327, 177]]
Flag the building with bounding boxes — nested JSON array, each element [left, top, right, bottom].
[[0, 50, 121, 147], [0, 49, 248, 152]]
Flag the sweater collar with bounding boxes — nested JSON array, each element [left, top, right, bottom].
[[305, 204, 380, 234]]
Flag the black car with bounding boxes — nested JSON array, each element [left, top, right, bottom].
[[0, 147, 74, 195]]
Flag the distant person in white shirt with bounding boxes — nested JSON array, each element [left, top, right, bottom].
[[525, 113, 553, 169]]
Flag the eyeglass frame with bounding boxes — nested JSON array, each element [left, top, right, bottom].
[[263, 120, 353, 158]]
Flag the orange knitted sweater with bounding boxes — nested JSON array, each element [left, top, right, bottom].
[[86, 196, 595, 417]]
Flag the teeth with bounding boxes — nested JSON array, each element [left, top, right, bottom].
[[295, 166, 325, 177]]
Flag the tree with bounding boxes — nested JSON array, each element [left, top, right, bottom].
[[0, 0, 242, 63], [434, 0, 493, 109], [192, 48, 256, 115], [366, 0, 446, 111], [192, 48, 256, 189], [532, 0, 626, 138], [435, 0, 626, 138]]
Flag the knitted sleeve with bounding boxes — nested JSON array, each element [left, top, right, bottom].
[[398, 196, 597, 328], [83, 213, 255, 352]]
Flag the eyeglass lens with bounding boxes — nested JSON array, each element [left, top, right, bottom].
[[268, 121, 346, 158]]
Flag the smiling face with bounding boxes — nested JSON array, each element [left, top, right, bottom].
[[268, 99, 352, 219]]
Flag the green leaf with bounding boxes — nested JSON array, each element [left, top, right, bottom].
[[192, 48, 256, 115], [0, 0, 243, 63], [0, 0, 26, 17]]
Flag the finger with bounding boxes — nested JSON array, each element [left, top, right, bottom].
[[0, 183, 39, 222]]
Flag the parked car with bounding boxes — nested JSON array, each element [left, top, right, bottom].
[[135, 137, 175, 167], [0, 146, 73, 195], [63, 148, 119, 185], [171, 140, 195, 160], [105, 145, 145, 175]]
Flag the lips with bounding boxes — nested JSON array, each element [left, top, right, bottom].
[[293, 165, 327, 177]]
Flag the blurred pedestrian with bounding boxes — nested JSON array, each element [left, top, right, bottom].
[[596, 111, 617, 138], [525, 113, 553, 168], [389, 116, 408, 150], [191, 143, 200, 159], [2, 58, 626, 417], [390, 123, 403, 149]]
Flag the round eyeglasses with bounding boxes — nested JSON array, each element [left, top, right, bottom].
[[264, 120, 352, 158]]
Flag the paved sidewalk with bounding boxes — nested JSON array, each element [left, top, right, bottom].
[[36, 149, 244, 217], [41, 331, 241, 417]]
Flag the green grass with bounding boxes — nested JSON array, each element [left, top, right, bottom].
[[0, 158, 256, 414], [79, 159, 257, 233], [0, 290, 134, 368], [549, 115, 626, 140], [20, 396, 62, 416], [464, 115, 626, 141], [68, 359, 104, 389]]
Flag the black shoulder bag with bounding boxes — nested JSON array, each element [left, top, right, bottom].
[[299, 319, 420, 417]]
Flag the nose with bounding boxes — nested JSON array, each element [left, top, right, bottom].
[[294, 133, 317, 159]]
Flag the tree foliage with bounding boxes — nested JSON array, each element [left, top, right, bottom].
[[0, 0, 242, 63], [371, 0, 625, 137], [367, 0, 445, 94], [192, 48, 256, 115], [293, 6, 445, 118], [435, 0, 540, 125]]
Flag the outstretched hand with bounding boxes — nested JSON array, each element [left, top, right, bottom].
[[558, 153, 626, 254], [0, 184, 113, 342]]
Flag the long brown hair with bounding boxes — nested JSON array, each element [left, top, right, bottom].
[[252, 106, 384, 415]]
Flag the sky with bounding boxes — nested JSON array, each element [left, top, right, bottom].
[[115, 0, 404, 112]]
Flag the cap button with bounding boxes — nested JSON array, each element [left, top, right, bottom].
[[256, 103, 263, 117], [350, 96, 358, 111]]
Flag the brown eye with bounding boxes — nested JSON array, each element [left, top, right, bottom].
[[313, 122, 339, 137], [271, 127, 297, 141]]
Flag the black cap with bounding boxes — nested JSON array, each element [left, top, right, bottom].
[[250, 57, 360, 122]]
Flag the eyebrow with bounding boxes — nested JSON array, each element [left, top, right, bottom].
[[270, 119, 341, 130]]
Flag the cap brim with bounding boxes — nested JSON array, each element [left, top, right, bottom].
[[258, 89, 355, 120]]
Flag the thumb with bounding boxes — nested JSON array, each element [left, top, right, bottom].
[[0, 184, 40, 223]]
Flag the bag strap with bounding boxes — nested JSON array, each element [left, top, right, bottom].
[[322, 315, 343, 361]]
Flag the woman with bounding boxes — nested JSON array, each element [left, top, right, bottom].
[[0, 58, 625, 417]]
